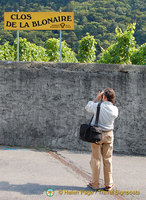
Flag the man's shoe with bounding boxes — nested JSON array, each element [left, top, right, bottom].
[[88, 182, 99, 190], [105, 184, 114, 191]]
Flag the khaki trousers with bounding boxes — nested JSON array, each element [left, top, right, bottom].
[[90, 131, 114, 188]]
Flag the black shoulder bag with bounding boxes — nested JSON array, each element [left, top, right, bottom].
[[79, 103, 102, 143]]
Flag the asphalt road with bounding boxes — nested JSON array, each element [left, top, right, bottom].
[[0, 146, 145, 200]]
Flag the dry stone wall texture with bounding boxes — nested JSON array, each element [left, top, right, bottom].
[[0, 61, 145, 155]]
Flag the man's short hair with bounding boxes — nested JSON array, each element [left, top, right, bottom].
[[104, 88, 116, 104]]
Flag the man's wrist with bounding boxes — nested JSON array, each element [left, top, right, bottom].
[[93, 98, 97, 103]]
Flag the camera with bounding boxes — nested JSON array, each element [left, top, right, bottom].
[[99, 89, 104, 101], [99, 89, 104, 93]]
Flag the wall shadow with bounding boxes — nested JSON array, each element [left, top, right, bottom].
[[0, 181, 94, 195]]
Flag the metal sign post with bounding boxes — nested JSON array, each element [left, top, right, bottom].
[[60, 29, 62, 63], [59, 9, 62, 63], [17, 10, 19, 61], [17, 28, 19, 61]]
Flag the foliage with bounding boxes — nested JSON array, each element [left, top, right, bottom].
[[45, 38, 78, 63], [13, 37, 49, 61], [131, 43, 146, 65], [0, 37, 78, 63], [0, 37, 49, 62], [45, 38, 60, 62], [0, 40, 15, 61], [78, 33, 97, 63], [98, 23, 136, 64], [0, 0, 145, 55]]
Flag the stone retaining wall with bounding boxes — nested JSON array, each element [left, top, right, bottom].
[[0, 61, 145, 155]]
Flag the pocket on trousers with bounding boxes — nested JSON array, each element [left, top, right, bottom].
[[105, 134, 113, 143]]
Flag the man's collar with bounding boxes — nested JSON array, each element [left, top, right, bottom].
[[103, 101, 113, 105]]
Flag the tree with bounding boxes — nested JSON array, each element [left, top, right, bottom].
[[0, 37, 49, 62], [131, 43, 146, 65], [0, 0, 145, 54], [45, 38, 60, 62], [0, 40, 15, 61], [45, 38, 78, 63], [98, 23, 136, 64], [78, 33, 97, 63], [13, 38, 49, 62]]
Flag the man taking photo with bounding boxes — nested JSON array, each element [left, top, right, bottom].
[[85, 88, 118, 191]]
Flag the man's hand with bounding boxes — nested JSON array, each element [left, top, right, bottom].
[[94, 91, 104, 102]]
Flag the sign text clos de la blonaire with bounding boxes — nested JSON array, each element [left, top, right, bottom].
[[4, 12, 74, 30]]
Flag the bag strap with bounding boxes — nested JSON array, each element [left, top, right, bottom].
[[89, 102, 101, 126], [95, 102, 101, 126]]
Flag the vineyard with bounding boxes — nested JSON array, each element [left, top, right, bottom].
[[0, 0, 145, 64]]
